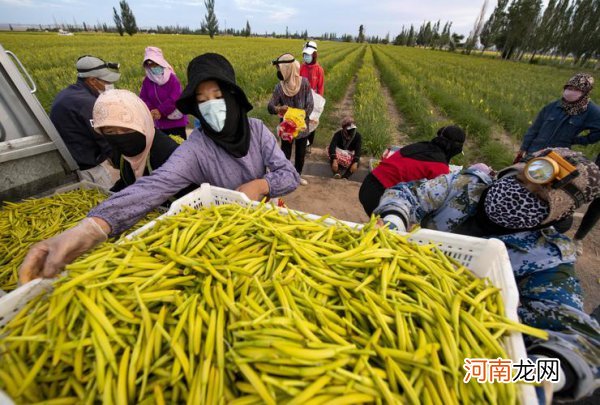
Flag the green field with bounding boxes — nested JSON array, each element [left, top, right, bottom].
[[1, 32, 598, 167]]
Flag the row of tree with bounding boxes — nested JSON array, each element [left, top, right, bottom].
[[111, 0, 219, 38], [18, 0, 599, 68], [392, 21, 464, 50], [478, 0, 600, 66]]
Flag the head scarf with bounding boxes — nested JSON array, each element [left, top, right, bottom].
[[431, 126, 465, 159], [275, 53, 302, 97], [176, 53, 253, 158], [484, 176, 550, 229], [401, 125, 465, 164], [92, 89, 155, 179], [341, 116, 355, 128], [143, 46, 173, 86], [197, 83, 251, 158], [340, 116, 357, 142], [177, 53, 253, 114], [561, 73, 594, 116]]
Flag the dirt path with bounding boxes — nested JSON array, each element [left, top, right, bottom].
[[283, 174, 369, 224], [313, 75, 357, 148], [329, 76, 357, 125], [566, 214, 600, 313], [377, 75, 410, 146], [491, 125, 521, 155]]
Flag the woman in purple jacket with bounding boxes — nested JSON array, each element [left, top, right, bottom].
[[19, 53, 300, 281], [139, 46, 189, 139]]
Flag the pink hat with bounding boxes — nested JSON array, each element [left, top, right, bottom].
[[143, 46, 172, 70]]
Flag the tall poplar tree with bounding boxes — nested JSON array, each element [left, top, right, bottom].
[[120, 0, 138, 36], [202, 0, 219, 39], [113, 6, 124, 36]]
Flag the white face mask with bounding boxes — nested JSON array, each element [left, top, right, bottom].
[[198, 99, 227, 132], [303, 53, 313, 64], [563, 88, 583, 102], [102, 84, 115, 93]]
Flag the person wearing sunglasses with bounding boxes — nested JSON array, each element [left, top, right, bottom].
[[374, 147, 600, 403], [49, 55, 121, 188]]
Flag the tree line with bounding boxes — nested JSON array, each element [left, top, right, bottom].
[[392, 21, 463, 50], [387, 0, 600, 68], [16, 0, 599, 69], [479, 0, 600, 67]]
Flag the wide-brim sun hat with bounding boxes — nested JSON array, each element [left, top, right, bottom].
[[176, 53, 253, 115]]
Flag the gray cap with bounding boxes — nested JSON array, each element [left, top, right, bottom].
[[76, 55, 120, 83]]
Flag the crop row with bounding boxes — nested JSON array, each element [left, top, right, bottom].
[[0, 33, 352, 112], [353, 47, 393, 156], [375, 46, 513, 167]]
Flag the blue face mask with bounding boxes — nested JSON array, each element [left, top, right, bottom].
[[303, 54, 313, 64], [150, 66, 164, 75], [198, 99, 227, 132]]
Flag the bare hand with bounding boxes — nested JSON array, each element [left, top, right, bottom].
[[151, 109, 161, 120], [349, 162, 358, 173], [331, 160, 339, 173], [236, 179, 270, 201], [276, 105, 288, 116]]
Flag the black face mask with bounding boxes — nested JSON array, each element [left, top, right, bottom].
[[344, 128, 356, 138], [104, 131, 146, 157], [277, 71, 284, 81]]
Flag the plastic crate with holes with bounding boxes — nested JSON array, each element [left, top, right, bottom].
[[0, 180, 112, 296], [32, 180, 112, 199], [0, 183, 536, 404]]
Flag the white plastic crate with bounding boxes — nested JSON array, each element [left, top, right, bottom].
[[127, 184, 535, 404], [0, 180, 112, 328], [0, 183, 535, 404], [32, 180, 112, 199]]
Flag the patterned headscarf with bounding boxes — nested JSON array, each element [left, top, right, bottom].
[[484, 176, 550, 229], [562, 73, 594, 116], [276, 53, 302, 97], [92, 89, 155, 179]]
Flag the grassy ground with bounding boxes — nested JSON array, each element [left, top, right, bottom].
[[2, 32, 598, 164]]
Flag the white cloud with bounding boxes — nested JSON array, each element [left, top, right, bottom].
[[0, 0, 35, 6], [234, 0, 297, 21], [0, 0, 84, 8]]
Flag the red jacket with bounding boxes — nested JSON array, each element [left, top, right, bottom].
[[372, 151, 450, 188], [300, 63, 324, 95]]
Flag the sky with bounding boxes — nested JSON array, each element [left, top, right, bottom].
[[0, 0, 494, 37]]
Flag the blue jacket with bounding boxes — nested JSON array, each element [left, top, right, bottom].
[[49, 80, 112, 170], [521, 100, 600, 153], [375, 169, 600, 401]]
